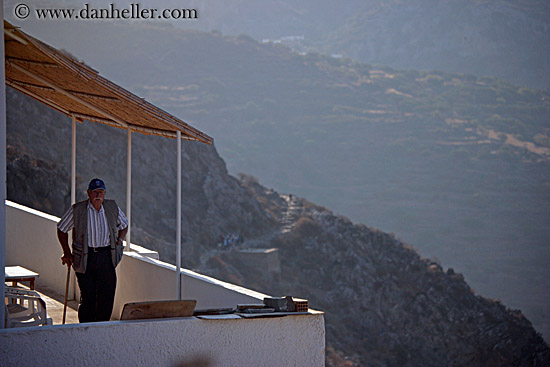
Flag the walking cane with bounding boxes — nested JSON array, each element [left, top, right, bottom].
[[63, 264, 70, 324]]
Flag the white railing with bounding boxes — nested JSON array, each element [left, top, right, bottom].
[[2, 201, 326, 366]]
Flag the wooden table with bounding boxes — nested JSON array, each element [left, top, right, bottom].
[[5, 266, 40, 290]]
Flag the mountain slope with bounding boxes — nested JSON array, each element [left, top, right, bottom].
[[7, 87, 550, 366], [226, 176, 550, 366], [6, 19, 550, 340], [117, 0, 550, 88], [317, 0, 550, 89]]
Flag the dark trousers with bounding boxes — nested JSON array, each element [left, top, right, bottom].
[[75, 249, 117, 322]]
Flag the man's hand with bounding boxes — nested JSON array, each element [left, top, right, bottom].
[[57, 228, 73, 267], [61, 253, 73, 267]]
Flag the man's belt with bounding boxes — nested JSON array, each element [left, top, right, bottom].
[[90, 246, 110, 253]]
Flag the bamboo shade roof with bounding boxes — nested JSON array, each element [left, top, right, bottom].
[[3, 21, 213, 144]]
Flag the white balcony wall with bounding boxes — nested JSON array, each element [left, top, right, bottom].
[[1, 312, 326, 367], [5, 201, 67, 291]]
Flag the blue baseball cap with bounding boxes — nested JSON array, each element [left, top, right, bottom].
[[88, 178, 106, 191]]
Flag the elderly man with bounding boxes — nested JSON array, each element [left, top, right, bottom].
[[57, 178, 128, 322]]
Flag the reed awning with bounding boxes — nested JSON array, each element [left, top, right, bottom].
[[3, 20, 212, 144]]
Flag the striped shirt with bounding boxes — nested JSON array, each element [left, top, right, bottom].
[[57, 201, 128, 248]]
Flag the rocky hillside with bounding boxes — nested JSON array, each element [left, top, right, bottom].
[[6, 88, 549, 366], [200, 175, 550, 366]]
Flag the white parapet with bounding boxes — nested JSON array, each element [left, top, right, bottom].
[[0, 312, 326, 366]]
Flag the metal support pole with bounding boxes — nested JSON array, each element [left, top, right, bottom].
[[71, 116, 76, 204], [70, 115, 77, 301], [126, 128, 132, 252], [0, 2, 8, 328], [176, 131, 182, 300]]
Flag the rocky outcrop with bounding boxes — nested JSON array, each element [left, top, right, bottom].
[[6, 145, 70, 216]]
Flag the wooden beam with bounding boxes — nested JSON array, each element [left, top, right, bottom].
[[5, 56, 59, 68], [6, 80, 72, 116], [3, 28, 27, 45], [7, 59, 130, 128], [8, 79, 121, 101]]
